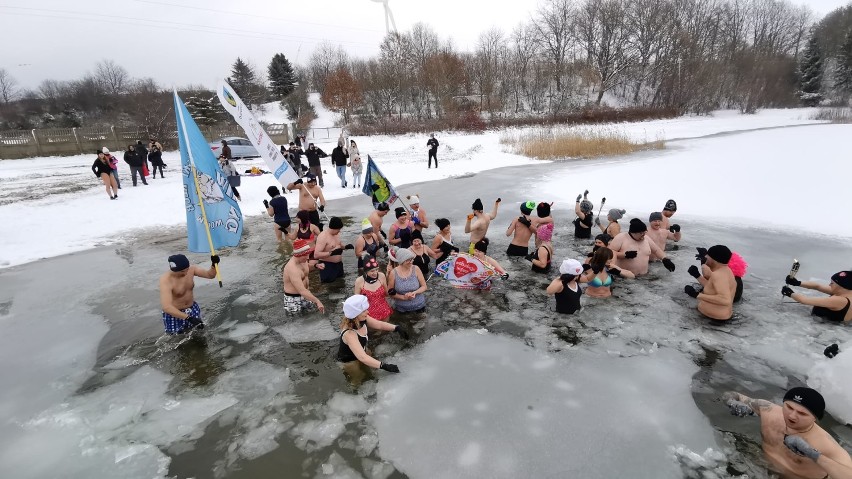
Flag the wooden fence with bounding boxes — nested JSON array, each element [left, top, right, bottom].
[[0, 124, 293, 159]]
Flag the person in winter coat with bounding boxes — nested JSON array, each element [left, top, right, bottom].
[[92, 150, 118, 199], [218, 155, 242, 201], [331, 143, 349, 188], [123, 144, 148, 186], [149, 144, 166, 178], [136, 140, 149, 173], [427, 134, 439, 168], [220, 140, 232, 160], [349, 140, 362, 188], [305, 143, 328, 187], [103, 147, 121, 189]]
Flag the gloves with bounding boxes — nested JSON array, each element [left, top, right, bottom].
[[609, 267, 622, 277], [263, 199, 269, 208], [211, 255, 220, 265], [382, 243, 389, 252], [576, 194, 582, 202], [669, 224, 681, 233], [294, 178, 303, 185], [782, 286, 794, 297], [684, 285, 699, 298], [412, 217, 421, 225], [695, 247, 708, 264], [380, 230, 388, 239], [496, 198, 501, 203], [318, 205, 325, 212], [500, 273, 509, 280], [330, 248, 344, 256], [825, 343, 840, 358], [688, 265, 701, 279], [344, 244, 354, 250], [662, 258, 676, 272], [394, 325, 410, 340], [785, 275, 801, 286], [379, 362, 400, 373], [594, 216, 601, 226], [726, 399, 755, 417], [387, 288, 397, 296], [467, 214, 474, 221], [186, 315, 205, 330], [583, 189, 589, 198], [582, 263, 592, 272], [624, 251, 638, 259], [524, 253, 535, 262], [784, 435, 820, 461], [518, 216, 531, 227]]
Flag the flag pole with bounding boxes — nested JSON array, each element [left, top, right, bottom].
[[175, 90, 223, 287]]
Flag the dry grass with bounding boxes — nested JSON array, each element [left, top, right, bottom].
[[501, 127, 665, 160], [810, 107, 852, 124]]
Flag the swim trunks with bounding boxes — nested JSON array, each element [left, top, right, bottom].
[[162, 301, 201, 334], [283, 292, 314, 313]]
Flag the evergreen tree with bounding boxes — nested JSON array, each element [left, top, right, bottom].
[[834, 29, 852, 96], [798, 32, 824, 106], [227, 58, 268, 107], [268, 53, 297, 99], [184, 95, 221, 126]]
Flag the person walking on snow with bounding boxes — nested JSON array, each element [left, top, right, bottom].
[[124, 144, 148, 186], [349, 140, 362, 188], [103, 147, 121, 189], [92, 150, 118, 200], [149, 143, 165, 178], [427, 133, 439, 169], [305, 143, 328, 187], [331, 142, 349, 188], [219, 156, 242, 201]]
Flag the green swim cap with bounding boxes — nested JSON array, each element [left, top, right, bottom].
[[521, 201, 536, 214], [361, 218, 373, 232]]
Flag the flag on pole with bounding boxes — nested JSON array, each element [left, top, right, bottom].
[[434, 254, 499, 290], [216, 80, 299, 187], [361, 155, 398, 208], [174, 91, 243, 253]]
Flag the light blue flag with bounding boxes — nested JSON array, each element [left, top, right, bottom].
[[173, 91, 243, 253], [361, 155, 398, 208]]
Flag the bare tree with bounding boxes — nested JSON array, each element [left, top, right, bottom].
[[95, 60, 129, 96], [533, 0, 576, 93], [575, 0, 637, 105], [473, 28, 508, 115], [0, 68, 19, 104], [307, 42, 350, 95]]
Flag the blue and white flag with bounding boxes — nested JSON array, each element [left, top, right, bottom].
[[362, 155, 398, 208], [174, 91, 243, 253]]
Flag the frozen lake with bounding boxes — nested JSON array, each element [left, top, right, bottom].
[[1, 124, 851, 478]]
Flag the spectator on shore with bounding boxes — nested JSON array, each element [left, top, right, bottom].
[[305, 143, 327, 187], [220, 140, 232, 160], [427, 133, 439, 169], [149, 143, 165, 178], [92, 150, 118, 200], [123, 144, 148, 186], [349, 140, 362, 189], [331, 142, 349, 188], [136, 140, 149, 174], [103, 147, 121, 189]]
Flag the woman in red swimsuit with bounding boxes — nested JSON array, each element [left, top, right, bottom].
[[353, 257, 393, 321]]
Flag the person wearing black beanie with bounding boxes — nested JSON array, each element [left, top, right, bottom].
[[783, 269, 852, 323], [313, 217, 353, 283], [607, 218, 675, 276], [506, 201, 537, 257], [661, 199, 682, 245], [720, 388, 851, 478], [465, 197, 501, 254], [684, 244, 736, 321]]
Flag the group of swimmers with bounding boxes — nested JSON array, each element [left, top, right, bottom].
[[157, 183, 852, 479]]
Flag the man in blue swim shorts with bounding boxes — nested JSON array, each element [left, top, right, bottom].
[[158, 253, 219, 334]]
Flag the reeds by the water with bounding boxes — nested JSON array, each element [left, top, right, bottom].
[[501, 127, 665, 160]]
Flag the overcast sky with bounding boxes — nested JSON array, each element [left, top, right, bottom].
[[1, 0, 850, 90]]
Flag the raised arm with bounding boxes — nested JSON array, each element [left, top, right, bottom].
[[418, 209, 429, 229], [193, 262, 217, 279], [791, 293, 849, 311], [488, 199, 500, 220], [721, 391, 775, 417], [575, 201, 586, 220], [286, 181, 304, 192], [464, 215, 473, 234]]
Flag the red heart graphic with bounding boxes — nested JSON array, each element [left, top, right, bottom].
[[453, 257, 478, 277]]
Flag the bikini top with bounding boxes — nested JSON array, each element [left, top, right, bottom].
[[589, 273, 613, 288]]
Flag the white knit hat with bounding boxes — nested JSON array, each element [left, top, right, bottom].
[[343, 295, 370, 319], [408, 195, 420, 205], [102, 147, 110, 154], [559, 259, 583, 275]]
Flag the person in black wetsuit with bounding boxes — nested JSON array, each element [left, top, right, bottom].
[[337, 295, 407, 382], [431, 218, 459, 264], [546, 259, 583, 314], [783, 270, 852, 323], [573, 193, 594, 239]]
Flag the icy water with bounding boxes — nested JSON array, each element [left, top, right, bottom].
[[1, 158, 851, 479]]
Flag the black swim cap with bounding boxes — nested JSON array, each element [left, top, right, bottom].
[[707, 245, 732, 264], [783, 387, 825, 420], [628, 218, 647, 234], [472, 198, 484, 211], [168, 254, 190, 272], [267, 186, 280, 197], [435, 218, 450, 230], [329, 217, 343, 230], [831, 271, 852, 290]]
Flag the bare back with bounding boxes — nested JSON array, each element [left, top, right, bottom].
[[509, 217, 533, 247], [698, 266, 736, 320]]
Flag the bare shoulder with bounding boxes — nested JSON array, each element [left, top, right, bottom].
[[817, 428, 852, 463]]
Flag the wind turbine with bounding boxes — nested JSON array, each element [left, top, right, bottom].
[[369, 0, 397, 35]]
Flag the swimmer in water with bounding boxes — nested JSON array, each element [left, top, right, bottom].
[[579, 247, 634, 298], [546, 259, 584, 314], [465, 197, 501, 254], [783, 270, 852, 323], [721, 387, 852, 479], [337, 295, 407, 377], [505, 201, 537, 257], [684, 245, 736, 321], [159, 254, 219, 334]]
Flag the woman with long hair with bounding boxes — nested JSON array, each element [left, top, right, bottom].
[[337, 295, 406, 382], [580, 247, 635, 298], [91, 150, 118, 200]]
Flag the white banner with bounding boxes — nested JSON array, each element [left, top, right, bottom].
[[216, 80, 299, 186]]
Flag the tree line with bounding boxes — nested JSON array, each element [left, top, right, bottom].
[[2, 0, 851, 137]]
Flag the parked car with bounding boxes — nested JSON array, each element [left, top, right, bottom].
[[209, 137, 260, 159]]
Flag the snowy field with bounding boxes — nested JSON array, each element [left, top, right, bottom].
[[0, 107, 831, 268]]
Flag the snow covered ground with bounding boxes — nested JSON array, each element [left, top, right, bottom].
[[0, 107, 831, 269]]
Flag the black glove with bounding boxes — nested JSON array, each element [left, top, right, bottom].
[[782, 285, 794, 297], [688, 265, 701, 279], [785, 275, 801, 286], [576, 194, 582, 202], [382, 243, 389, 252], [211, 254, 220, 265], [330, 248, 344, 256], [394, 325, 409, 340], [624, 251, 638, 259], [344, 244, 354, 250], [496, 197, 501, 203], [582, 263, 592, 272], [695, 247, 708, 264], [500, 273, 509, 280], [380, 230, 388, 239], [524, 253, 534, 262], [586, 252, 594, 258], [318, 205, 325, 212], [387, 288, 396, 296], [669, 224, 681, 233], [583, 189, 589, 198], [684, 285, 699, 298], [518, 216, 531, 227], [263, 199, 269, 208], [186, 315, 205, 330], [824, 343, 840, 358], [609, 267, 622, 277], [380, 362, 400, 373], [662, 258, 676, 272], [294, 178, 303, 185]]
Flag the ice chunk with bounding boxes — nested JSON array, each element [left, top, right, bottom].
[[273, 317, 338, 343], [220, 321, 267, 344], [371, 330, 718, 478]]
